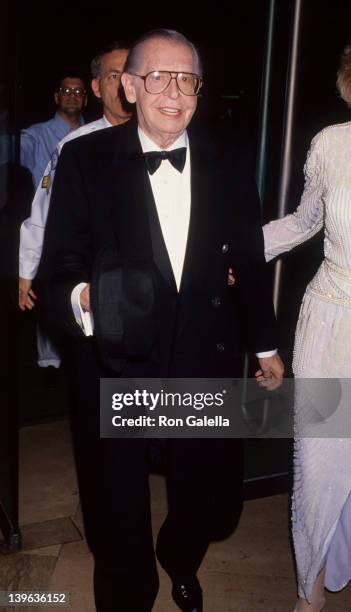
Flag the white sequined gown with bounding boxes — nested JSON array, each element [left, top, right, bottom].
[[263, 122, 351, 602]]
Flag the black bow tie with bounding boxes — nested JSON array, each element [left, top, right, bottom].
[[144, 147, 187, 175]]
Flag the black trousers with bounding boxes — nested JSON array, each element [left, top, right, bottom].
[[63, 339, 243, 612]]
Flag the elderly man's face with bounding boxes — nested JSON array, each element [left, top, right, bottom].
[[91, 49, 131, 125], [122, 38, 199, 148]]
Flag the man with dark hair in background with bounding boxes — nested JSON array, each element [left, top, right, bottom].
[[90, 40, 131, 126]]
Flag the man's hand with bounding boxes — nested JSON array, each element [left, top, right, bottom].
[[80, 284, 91, 312], [19, 278, 37, 310], [255, 354, 284, 391]]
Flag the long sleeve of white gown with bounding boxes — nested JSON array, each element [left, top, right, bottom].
[[263, 130, 325, 262]]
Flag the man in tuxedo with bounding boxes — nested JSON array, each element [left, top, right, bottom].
[[38, 28, 283, 612]]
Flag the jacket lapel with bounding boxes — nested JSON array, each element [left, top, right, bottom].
[[179, 125, 220, 294]]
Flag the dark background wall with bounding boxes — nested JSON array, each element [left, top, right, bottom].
[[2, 0, 351, 388], [3, 2, 350, 149], [16, 1, 269, 132]]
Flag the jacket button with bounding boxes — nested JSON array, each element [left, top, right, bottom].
[[211, 296, 221, 308], [222, 243, 229, 254], [216, 342, 225, 352]]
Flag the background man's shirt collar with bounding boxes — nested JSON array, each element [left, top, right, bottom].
[[102, 115, 113, 128], [54, 112, 84, 129]]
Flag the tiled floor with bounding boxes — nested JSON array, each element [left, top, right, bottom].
[[1, 420, 351, 611]]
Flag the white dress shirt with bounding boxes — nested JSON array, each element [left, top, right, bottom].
[[138, 127, 190, 289]]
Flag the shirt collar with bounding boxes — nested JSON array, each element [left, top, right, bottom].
[[54, 111, 85, 129], [138, 127, 188, 153], [102, 115, 113, 128]]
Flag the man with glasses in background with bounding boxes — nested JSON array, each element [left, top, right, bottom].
[[38, 29, 283, 612], [19, 75, 86, 380], [20, 75, 87, 189]]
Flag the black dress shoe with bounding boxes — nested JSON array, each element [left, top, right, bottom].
[[171, 577, 203, 611]]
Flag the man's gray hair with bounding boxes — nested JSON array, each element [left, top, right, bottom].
[[91, 40, 131, 79], [124, 29, 202, 76]]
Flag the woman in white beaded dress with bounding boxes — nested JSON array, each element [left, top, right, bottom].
[[263, 42, 351, 611]]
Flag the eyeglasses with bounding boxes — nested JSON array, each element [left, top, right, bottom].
[[59, 86, 86, 97], [130, 71, 203, 96]]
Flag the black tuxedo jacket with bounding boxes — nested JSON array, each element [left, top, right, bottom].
[[37, 118, 277, 377]]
